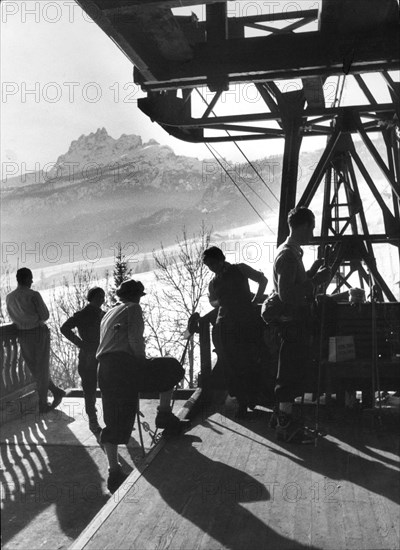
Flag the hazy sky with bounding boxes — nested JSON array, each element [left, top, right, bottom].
[[0, 0, 324, 178], [0, 0, 396, 179]]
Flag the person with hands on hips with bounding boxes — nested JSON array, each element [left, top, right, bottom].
[[203, 246, 269, 417], [60, 287, 105, 434]]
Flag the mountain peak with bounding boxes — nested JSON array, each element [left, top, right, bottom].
[[50, 129, 144, 177], [89, 127, 110, 140], [75, 127, 112, 144]]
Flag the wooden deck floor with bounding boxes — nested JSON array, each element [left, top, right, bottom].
[[0, 397, 164, 550], [71, 399, 400, 550]]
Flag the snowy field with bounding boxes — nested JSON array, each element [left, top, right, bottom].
[[7, 217, 399, 303]]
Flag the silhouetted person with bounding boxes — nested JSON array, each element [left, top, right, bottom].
[[60, 287, 105, 434], [272, 207, 330, 442], [6, 267, 65, 413], [96, 279, 190, 494], [203, 246, 268, 417]]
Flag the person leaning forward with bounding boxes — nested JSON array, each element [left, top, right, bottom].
[[272, 206, 331, 443], [203, 246, 268, 417], [6, 267, 66, 413], [96, 279, 190, 494], [60, 287, 105, 435]]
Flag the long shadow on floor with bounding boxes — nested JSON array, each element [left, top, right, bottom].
[[138, 433, 322, 550], [1, 407, 112, 546], [203, 401, 400, 507]]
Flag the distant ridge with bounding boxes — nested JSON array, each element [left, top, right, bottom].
[[2, 129, 388, 268]]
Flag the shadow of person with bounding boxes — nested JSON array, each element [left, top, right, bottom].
[[139, 434, 321, 550], [0, 404, 109, 546], [321, 404, 400, 467], [226, 406, 400, 507]]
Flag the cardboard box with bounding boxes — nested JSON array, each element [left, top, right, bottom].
[[328, 335, 356, 362]]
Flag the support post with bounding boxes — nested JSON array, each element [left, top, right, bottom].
[[276, 91, 305, 245]]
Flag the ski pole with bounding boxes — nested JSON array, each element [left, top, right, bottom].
[[315, 244, 332, 447]]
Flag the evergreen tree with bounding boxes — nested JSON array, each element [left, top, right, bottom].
[[113, 242, 132, 288]]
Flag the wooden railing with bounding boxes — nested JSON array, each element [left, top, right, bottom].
[[194, 301, 400, 411], [196, 306, 278, 403], [0, 324, 37, 423], [198, 309, 217, 399]]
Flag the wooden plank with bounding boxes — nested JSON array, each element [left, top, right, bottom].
[[368, 491, 400, 549], [72, 402, 399, 550], [207, 422, 255, 548], [356, 435, 400, 549], [292, 457, 313, 545], [310, 463, 345, 550], [70, 390, 202, 550], [182, 424, 223, 550]]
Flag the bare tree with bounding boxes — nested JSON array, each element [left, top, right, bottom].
[[145, 223, 212, 387], [0, 263, 13, 324]]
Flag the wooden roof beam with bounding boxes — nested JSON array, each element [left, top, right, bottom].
[[98, 0, 231, 11], [135, 26, 399, 89]]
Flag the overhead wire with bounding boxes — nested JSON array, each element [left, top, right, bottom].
[[230, 139, 280, 204], [196, 87, 280, 202], [204, 142, 274, 232], [195, 87, 280, 212], [206, 141, 274, 211]]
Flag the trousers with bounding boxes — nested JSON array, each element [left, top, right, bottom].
[[275, 319, 312, 402], [18, 325, 54, 406], [98, 352, 184, 445], [78, 350, 98, 422]]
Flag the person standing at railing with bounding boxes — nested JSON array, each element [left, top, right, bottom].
[[271, 207, 331, 443], [202, 246, 268, 417], [60, 287, 105, 436], [96, 279, 190, 494], [6, 267, 66, 413]]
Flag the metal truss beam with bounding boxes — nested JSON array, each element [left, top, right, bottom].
[[299, 127, 399, 300], [138, 94, 397, 143]]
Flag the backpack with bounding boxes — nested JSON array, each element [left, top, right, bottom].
[[261, 291, 293, 326]]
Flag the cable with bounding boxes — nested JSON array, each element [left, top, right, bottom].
[[206, 142, 273, 211], [204, 142, 274, 232], [195, 88, 281, 205], [231, 140, 280, 204]]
